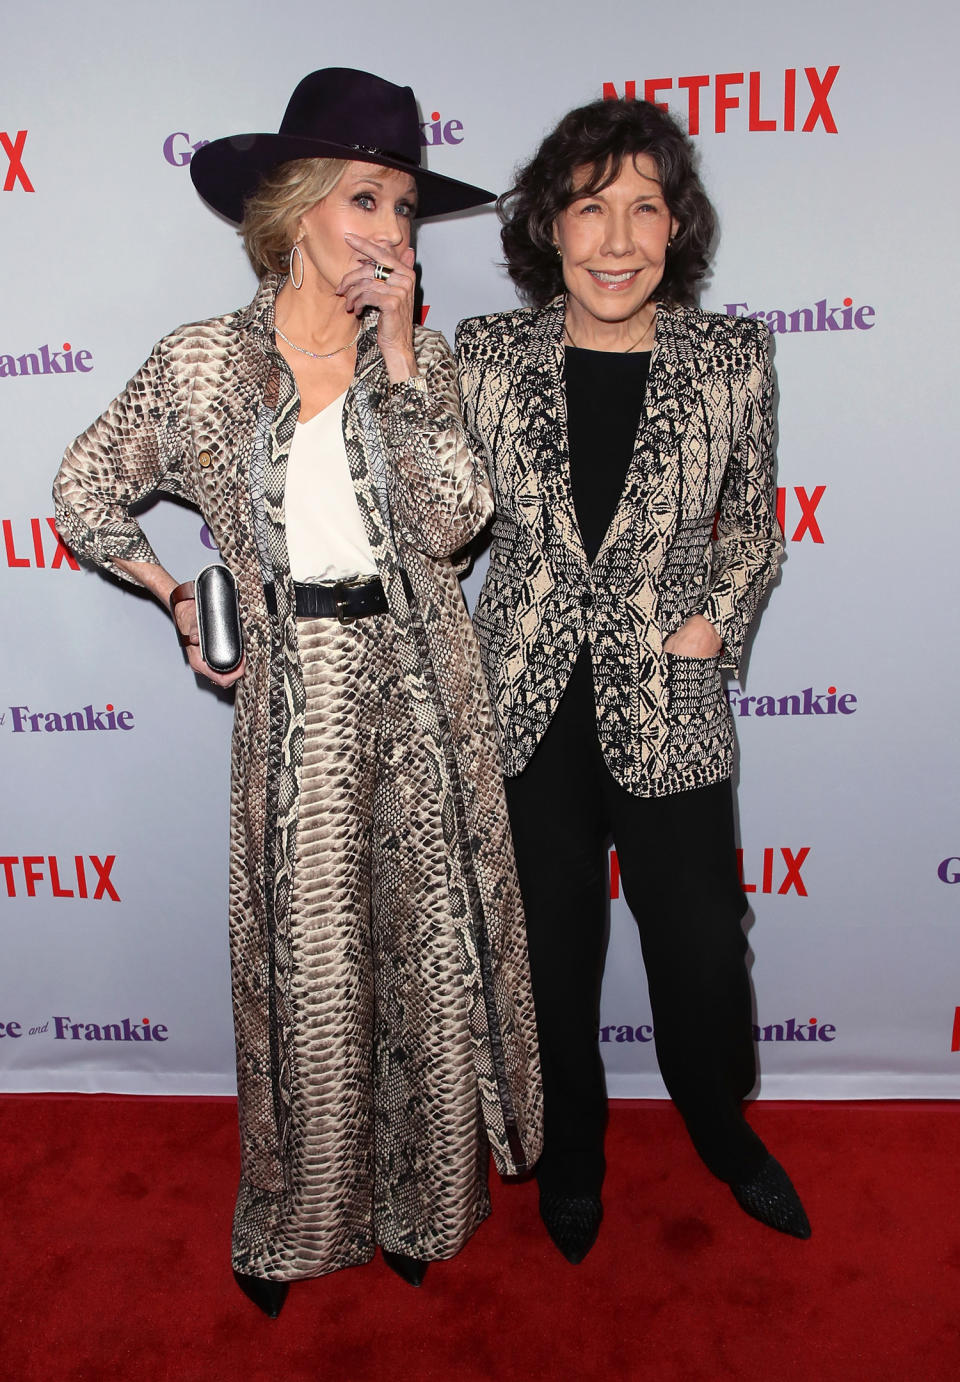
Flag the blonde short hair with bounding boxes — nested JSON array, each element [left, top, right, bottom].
[[240, 157, 348, 277]]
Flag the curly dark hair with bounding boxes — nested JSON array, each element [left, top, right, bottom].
[[499, 97, 716, 308]]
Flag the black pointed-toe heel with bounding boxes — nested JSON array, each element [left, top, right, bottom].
[[382, 1249, 428, 1287], [730, 1155, 811, 1239], [233, 1268, 289, 1318], [538, 1190, 604, 1265]]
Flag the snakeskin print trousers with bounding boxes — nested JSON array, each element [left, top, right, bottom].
[[232, 612, 490, 1280]]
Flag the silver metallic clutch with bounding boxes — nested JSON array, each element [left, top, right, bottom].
[[195, 564, 243, 673]]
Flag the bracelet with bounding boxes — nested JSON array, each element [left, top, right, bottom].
[[386, 374, 427, 398], [168, 580, 197, 647]]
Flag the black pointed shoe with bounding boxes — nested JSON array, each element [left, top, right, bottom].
[[382, 1249, 428, 1287], [233, 1269, 289, 1318], [730, 1155, 812, 1239], [538, 1190, 604, 1264]]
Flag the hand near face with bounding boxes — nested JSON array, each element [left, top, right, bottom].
[[338, 233, 418, 383]]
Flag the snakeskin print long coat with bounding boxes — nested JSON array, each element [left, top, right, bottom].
[[53, 275, 542, 1202], [456, 297, 783, 797]]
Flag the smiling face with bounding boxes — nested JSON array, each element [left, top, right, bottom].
[[296, 160, 417, 295], [553, 152, 678, 341]]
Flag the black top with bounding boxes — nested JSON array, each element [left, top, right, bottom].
[[564, 346, 650, 564]]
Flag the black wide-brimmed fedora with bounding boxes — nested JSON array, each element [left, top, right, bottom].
[[190, 67, 495, 223]]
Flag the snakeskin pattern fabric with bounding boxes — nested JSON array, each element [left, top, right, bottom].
[[53, 275, 542, 1279], [233, 614, 489, 1277], [456, 297, 782, 797]]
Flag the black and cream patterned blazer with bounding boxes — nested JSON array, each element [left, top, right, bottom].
[[456, 296, 782, 798]]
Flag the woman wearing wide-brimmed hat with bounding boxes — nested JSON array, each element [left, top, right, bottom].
[[53, 67, 541, 1316]]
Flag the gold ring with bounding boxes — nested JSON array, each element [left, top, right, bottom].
[[373, 262, 393, 281]]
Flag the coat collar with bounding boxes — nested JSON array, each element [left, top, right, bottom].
[[511, 296, 700, 573], [524, 293, 696, 373], [238, 273, 384, 383]]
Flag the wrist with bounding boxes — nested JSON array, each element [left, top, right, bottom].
[[168, 579, 193, 610], [382, 350, 419, 385]]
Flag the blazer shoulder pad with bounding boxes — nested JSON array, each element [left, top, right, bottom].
[[456, 306, 532, 357], [664, 305, 770, 364], [412, 323, 455, 370], [154, 308, 243, 366], [698, 307, 770, 352]]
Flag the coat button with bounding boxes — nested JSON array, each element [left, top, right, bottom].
[[198, 450, 212, 468], [579, 591, 593, 609]]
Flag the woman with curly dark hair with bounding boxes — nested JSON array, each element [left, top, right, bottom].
[[457, 96, 810, 1263]]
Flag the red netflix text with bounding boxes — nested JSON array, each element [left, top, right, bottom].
[[2, 518, 79, 570], [0, 855, 120, 901], [1, 130, 33, 191], [738, 847, 809, 897], [602, 68, 839, 135]]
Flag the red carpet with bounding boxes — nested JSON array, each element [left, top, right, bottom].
[[1, 1096, 955, 1381]]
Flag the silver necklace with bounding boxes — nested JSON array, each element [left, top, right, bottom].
[[274, 323, 361, 360], [564, 311, 655, 354]]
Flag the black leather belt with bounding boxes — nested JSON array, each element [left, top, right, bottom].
[[262, 577, 389, 622], [294, 577, 388, 623]]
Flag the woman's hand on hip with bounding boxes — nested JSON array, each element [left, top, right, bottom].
[[662, 613, 723, 658], [173, 595, 246, 689], [114, 558, 245, 689], [338, 234, 418, 383]]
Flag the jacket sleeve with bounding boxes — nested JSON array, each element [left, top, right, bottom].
[[52, 341, 191, 585], [378, 328, 493, 559], [700, 323, 783, 670]]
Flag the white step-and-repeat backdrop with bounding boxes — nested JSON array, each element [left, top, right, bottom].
[[2, 1, 958, 1098]]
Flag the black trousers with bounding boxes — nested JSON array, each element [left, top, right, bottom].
[[505, 649, 767, 1192]]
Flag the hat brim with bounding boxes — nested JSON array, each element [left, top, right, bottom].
[[190, 133, 496, 223]]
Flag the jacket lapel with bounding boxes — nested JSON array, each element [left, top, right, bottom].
[[342, 317, 411, 610], [594, 305, 698, 572], [516, 298, 589, 578]]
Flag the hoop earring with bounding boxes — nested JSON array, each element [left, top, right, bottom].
[[289, 242, 304, 290]]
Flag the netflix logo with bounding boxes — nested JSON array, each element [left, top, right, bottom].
[[1, 130, 33, 191], [738, 848, 810, 897], [777, 487, 825, 544], [610, 848, 810, 899], [713, 488, 824, 545], [603, 66, 839, 135], [0, 855, 120, 901], [3, 518, 78, 569]]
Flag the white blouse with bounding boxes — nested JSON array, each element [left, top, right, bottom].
[[283, 392, 378, 582]]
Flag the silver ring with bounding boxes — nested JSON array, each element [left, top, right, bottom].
[[372, 262, 393, 281]]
